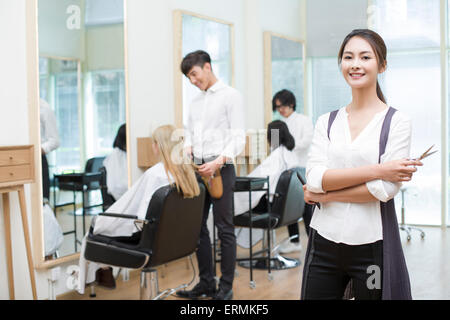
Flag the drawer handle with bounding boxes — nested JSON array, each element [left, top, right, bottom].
[[10, 172, 14, 176], [9, 156, 13, 160]]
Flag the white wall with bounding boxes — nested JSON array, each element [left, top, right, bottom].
[[0, 0, 304, 299], [0, 0, 49, 300]]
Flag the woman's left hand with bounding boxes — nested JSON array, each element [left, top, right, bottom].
[[303, 185, 326, 205]]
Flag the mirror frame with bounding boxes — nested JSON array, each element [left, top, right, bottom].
[[26, 0, 131, 269], [173, 9, 235, 128], [263, 31, 307, 129]]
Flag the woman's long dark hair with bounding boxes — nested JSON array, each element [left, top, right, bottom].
[[267, 120, 295, 151], [113, 124, 127, 152], [338, 29, 387, 104]]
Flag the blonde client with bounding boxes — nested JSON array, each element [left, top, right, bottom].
[[76, 125, 200, 294]]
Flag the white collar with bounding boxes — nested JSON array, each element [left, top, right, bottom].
[[206, 80, 226, 93]]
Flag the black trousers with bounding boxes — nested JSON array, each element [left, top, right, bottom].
[[42, 154, 50, 200], [301, 229, 383, 300], [196, 163, 236, 291]]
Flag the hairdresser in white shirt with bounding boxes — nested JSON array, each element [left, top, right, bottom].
[[177, 50, 245, 301], [272, 90, 314, 253], [40, 98, 60, 201]]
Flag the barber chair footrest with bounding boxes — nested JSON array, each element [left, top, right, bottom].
[[85, 240, 149, 269]]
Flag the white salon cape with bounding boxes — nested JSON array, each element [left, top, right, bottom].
[[281, 112, 313, 168], [234, 146, 298, 248], [77, 162, 171, 294], [43, 204, 63, 256], [103, 147, 128, 201]]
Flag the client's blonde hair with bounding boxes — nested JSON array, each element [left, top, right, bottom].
[[152, 125, 200, 198]]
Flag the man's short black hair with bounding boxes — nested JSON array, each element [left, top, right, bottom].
[[272, 89, 296, 112], [181, 50, 212, 75]]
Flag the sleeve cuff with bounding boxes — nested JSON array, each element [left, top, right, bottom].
[[306, 165, 328, 193], [366, 179, 401, 202]]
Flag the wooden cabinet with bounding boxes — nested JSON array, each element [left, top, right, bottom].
[[0, 145, 37, 300], [0, 145, 34, 187]]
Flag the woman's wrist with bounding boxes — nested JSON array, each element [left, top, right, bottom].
[[373, 163, 384, 180], [322, 191, 331, 203]]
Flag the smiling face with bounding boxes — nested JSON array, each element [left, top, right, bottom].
[[340, 36, 385, 90], [186, 63, 214, 91]]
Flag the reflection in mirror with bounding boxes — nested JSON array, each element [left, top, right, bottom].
[[174, 11, 234, 128], [38, 0, 126, 261], [265, 33, 305, 126]]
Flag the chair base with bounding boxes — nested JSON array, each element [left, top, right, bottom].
[[238, 254, 300, 270], [399, 224, 425, 242]]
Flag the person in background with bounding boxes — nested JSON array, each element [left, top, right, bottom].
[[272, 90, 314, 253], [40, 98, 60, 202], [103, 124, 128, 202], [234, 120, 297, 216]]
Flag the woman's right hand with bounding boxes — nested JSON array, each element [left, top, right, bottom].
[[378, 159, 423, 182]]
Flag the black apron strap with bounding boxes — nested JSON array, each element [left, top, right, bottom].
[[379, 107, 397, 162], [327, 110, 339, 140]]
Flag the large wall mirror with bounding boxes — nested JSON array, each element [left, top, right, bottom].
[[264, 32, 306, 128], [173, 10, 234, 128], [34, 0, 129, 267]]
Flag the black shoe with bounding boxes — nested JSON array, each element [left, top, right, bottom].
[[177, 282, 217, 299], [213, 288, 233, 300]]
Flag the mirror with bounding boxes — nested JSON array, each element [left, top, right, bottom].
[[37, 0, 128, 261], [264, 32, 306, 128], [173, 10, 234, 128]]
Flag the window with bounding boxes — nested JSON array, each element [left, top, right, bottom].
[[39, 57, 49, 101], [85, 70, 126, 158], [371, 0, 442, 226], [53, 61, 81, 171], [310, 56, 351, 123], [39, 58, 81, 173]]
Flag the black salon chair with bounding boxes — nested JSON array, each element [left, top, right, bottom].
[[84, 184, 206, 300], [84, 157, 106, 190], [233, 168, 305, 274], [53, 157, 106, 251]]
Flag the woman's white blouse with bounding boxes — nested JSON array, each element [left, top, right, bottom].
[[306, 107, 411, 245]]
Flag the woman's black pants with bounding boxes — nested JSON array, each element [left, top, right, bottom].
[[301, 229, 383, 300]]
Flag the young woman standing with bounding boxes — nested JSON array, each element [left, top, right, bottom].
[[301, 29, 423, 300]]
